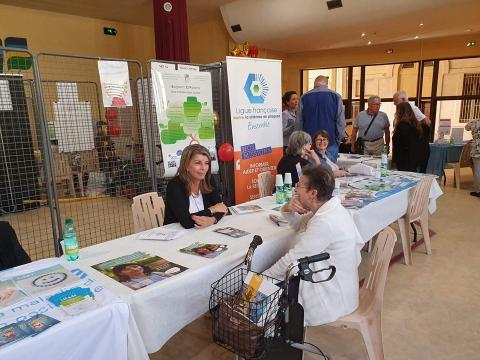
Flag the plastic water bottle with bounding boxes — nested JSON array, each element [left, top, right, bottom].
[[283, 173, 293, 202], [275, 174, 284, 204], [63, 218, 79, 261], [380, 144, 388, 178]]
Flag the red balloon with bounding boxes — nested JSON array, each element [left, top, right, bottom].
[[106, 108, 118, 121], [218, 143, 234, 162], [249, 45, 259, 58], [108, 123, 122, 137]]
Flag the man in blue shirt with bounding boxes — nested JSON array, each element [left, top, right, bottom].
[[296, 75, 345, 160]]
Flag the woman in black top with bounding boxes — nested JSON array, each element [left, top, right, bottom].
[[164, 144, 227, 229], [392, 102, 423, 172], [277, 130, 320, 186]]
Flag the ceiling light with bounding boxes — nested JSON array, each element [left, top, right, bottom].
[[466, 29, 472, 32], [419, 23, 424, 26], [467, 41, 477, 47], [414, 36, 419, 39], [386, 49, 394, 54], [367, 41, 372, 45], [361, 32, 366, 37]]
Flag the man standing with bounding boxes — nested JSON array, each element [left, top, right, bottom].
[[393, 90, 431, 126], [297, 75, 345, 159], [465, 118, 480, 197], [351, 95, 390, 155]]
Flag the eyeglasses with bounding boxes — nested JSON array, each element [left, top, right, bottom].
[[315, 138, 328, 143], [295, 183, 308, 189]]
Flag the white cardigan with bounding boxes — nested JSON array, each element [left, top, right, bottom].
[[263, 197, 363, 326]]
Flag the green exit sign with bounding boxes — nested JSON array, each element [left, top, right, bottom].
[[104, 27, 117, 36]]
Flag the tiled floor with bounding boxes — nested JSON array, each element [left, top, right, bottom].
[[150, 169, 480, 360]]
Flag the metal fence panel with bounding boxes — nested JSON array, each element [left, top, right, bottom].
[[36, 53, 155, 254], [0, 47, 58, 260]]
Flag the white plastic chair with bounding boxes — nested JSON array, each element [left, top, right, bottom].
[[308, 226, 397, 360], [131, 192, 165, 233], [257, 171, 274, 198], [397, 175, 435, 265]]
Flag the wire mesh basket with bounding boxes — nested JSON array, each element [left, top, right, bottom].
[[209, 267, 282, 359]]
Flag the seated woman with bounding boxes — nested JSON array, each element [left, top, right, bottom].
[[164, 144, 227, 229], [392, 102, 423, 172], [277, 130, 320, 186], [263, 165, 363, 325], [313, 130, 349, 177]]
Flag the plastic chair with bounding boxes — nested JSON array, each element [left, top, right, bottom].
[[131, 192, 165, 233], [309, 226, 397, 360], [397, 175, 435, 265], [257, 171, 274, 198], [444, 142, 473, 190], [52, 149, 75, 197], [72, 150, 100, 196]]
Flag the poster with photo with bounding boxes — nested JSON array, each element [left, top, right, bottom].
[[98, 60, 133, 108], [150, 69, 218, 177]]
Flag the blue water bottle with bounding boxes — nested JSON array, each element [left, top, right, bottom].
[[380, 144, 388, 178], [63, 217, 79, 261], [283, 173, 293, 202]]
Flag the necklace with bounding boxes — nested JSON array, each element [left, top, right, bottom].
[[191, 191, 202, 211]]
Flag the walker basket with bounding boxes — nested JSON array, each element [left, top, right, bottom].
[[209, 267, 282, 359]]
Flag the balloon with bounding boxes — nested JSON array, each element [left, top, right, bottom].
[[241, 42, 250, 56], [105, 108, 118, 121], [218, 143, 234, 162], [108, 123, 121, 137], [230, 46, 242, 56], [213, 111, 221, 129], [249, 45, 259, 58]]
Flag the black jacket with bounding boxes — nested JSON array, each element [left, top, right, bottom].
[[393, 122, 421, 172], [277, 154, 310, 186], [164, 176, 225, 229], [0, 221, 31, 271]]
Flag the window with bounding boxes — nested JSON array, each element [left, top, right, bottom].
[[459, 73, 480, 123]]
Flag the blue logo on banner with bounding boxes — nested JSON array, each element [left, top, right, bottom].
[[243, 73, 269, 104]]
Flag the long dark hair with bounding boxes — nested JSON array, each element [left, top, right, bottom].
[[282, 91, 297, 107], [177, 144, 213, 194], [395, 102, 423, 137]]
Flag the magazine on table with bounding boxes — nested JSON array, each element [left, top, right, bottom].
[[213, 226, 250, 238], [180, 242, 228, 259], [92, 251, 188, 290], [229, 204, 263, 215], [12, 264, 82, 297], [0, 280, 28, 308], [0, 314, 60, 348], [137, 227, 185, 241]]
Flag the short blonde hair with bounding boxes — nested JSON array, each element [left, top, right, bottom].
[[287, 131, 311, 156]]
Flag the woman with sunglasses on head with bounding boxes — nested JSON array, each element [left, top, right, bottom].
[[164, 144, 228, 229], [313, 130, 349, 178]]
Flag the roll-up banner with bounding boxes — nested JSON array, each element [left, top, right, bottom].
[[150, 65, 218, 177], [226, 57, 283, 204]]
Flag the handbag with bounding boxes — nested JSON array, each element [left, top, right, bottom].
[[355, 113, 378, 155]]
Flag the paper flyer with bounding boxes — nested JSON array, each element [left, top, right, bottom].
[[180, 242, 228, 258], [98, 60, 133, 107]]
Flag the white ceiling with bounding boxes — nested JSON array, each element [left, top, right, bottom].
[[1, 0, 479, 52], [220, 0, 480, 52]]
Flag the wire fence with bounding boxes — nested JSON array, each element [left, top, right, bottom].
[[0, 50, 231, 261]]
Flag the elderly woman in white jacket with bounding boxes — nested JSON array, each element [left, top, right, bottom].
[[263, 165, 363, 325]]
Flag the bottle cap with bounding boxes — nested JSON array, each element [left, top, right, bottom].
[[275, 174, 284, 186], [284, 173, 292, 185]]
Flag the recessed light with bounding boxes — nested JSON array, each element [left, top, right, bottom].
[[419, 23, 424, 26], [414, 36, 419, 39], [466, 29, 472, 32], [367, 41, 372, 45], [361, 32, 366, 37], [467, 41, 477, 47], [386, 49, 394, 54]]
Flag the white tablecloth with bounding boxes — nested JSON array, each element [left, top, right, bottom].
[[337, 154, 381, 169], [0, 259, 147, 360], [69, 172, 442, 353]]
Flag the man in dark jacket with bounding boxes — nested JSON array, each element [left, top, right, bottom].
[[296, 75, 345, 160], [0, 221, 31, 271]]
